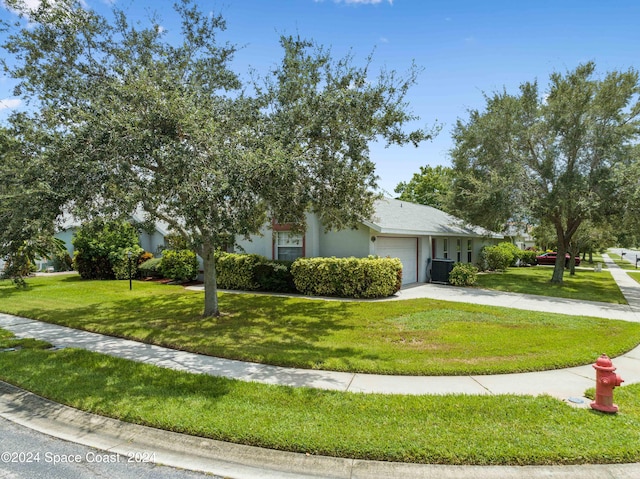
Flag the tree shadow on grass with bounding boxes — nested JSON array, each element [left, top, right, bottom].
[[4, 287, 385, 372]]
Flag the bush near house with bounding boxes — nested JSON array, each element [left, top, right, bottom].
[[110, 246, 145, 280], [252, 260, 296, 293], [51, 251, 73, 272], [72, 219, 141, 279], [138, 257, 163, 278], [215, 252, 262, 290], [479, 242, 521, 271], [214, 252, 296, 293], [292, 256, 402, 298], [158, 249, 199, 282], [448, 262, 479, 286], [518, 249, 538, 266]]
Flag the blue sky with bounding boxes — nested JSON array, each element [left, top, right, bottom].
[[1, 0, 639, 195]]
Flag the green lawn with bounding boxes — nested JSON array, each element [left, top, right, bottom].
[[629, 272, 640, 285], [474, 266, 627, 303], [606, 253, 639, 270], [1, 275, 640, 376], [1, 337, 638, 466]]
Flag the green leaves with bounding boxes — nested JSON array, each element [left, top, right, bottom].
[[451, 63, 640, 281], [2, 1, 430, 314], [394, 165, 453, 210]]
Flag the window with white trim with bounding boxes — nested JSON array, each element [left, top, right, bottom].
[[467, 239, 473, 263], [275, 231, 303, 261], [443, 239, 448, 259], [457, 239, 462, 262]]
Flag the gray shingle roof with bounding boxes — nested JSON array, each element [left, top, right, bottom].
[[363, 198, 503, 238]]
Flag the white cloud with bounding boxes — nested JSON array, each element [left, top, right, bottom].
[[18, 0, 41, 10], [0, 98, 22, 110], [2, 0, 88, 14], [2, 0, 44, 13]]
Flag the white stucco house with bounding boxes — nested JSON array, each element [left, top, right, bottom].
[[235, 197, 503, 285], [44, 198, 502, 284]]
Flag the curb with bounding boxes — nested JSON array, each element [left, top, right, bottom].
[[2, 381, 640, 479]]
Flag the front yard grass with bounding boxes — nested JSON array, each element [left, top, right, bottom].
[[607, 253, 639, 270], [629, 272, 640, 285], [1, 275, 640, 376], [1, 338, 639, 466], [474, 266, 627, 304]]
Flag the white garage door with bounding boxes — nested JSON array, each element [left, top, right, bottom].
[[375, 237, 418, 285]]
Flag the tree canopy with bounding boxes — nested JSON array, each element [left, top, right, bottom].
[[394, 164, 453, 211], [0, 118, 67, 284], [1, 0, 431, 314], [450, 63, 640, 282]]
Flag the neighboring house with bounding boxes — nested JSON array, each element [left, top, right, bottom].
[[236, 197, 503, 285], [504, 223, 536, 250]]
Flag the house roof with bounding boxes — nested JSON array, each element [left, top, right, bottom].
[[56, 209, 171, 237], [363, 198, 503, 238]]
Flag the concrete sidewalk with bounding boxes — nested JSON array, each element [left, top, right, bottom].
[[5, 311, 640, 403], [2, 254, 640, 478], [2, 253, 640, 402]]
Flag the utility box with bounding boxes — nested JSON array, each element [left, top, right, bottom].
[[431, 258, 455, 284]]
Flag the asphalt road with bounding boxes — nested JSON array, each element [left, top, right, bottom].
[[0, 416, 220, 479], [618, 248, 640, 268]]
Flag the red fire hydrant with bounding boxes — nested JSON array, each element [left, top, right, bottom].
[[590, 354, 624, 413]]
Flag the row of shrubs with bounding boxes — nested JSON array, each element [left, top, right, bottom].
[[479, 242, 537, 272], [445, 241, 542, 287], [139, 251, 403, 299]]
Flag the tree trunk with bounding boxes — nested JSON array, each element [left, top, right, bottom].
[[551, 242, 567, 283], [568, 244, 577, 276], [201, 238, 220, 317]]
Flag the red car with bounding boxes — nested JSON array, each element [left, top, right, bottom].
[[535, 252, 581, 266]]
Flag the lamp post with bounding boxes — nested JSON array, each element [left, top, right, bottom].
[[127, 250, 132, 291]]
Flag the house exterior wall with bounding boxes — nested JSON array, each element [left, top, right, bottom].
[[233, 213, 503, 284], [139, 231, 166, 255], [54, 229, 76, 256], [430, 236, 501, 265], [418, 236, 431, 283], [235, 224, 272, 258], [318, 224, 371, 258]]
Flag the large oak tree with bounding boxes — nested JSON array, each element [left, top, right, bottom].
[[450, 63, 640, 283], [2, 0, 431, 314]]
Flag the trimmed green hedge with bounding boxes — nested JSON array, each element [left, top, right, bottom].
[[158, 249, 199, 282], [479, 242, 519, 271], [253, 261, 296, 293], [518, 249, 538, 266], [215, 252, 262, 290], [138, 257, 163, 278], [291, 256, 402, 298], [449, 262, 479, 286], [210, 253, 403, 298]]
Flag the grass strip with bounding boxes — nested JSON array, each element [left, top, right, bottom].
[[1, 275, 640, 376], [607, 253, 639, 271], [0, 339, 639, 466], [474, 267, 626, 303]]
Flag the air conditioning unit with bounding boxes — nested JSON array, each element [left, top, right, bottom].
[[430, 258, 455, 284]]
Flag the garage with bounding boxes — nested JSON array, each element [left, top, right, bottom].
[[375, 237, 418, 285]]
